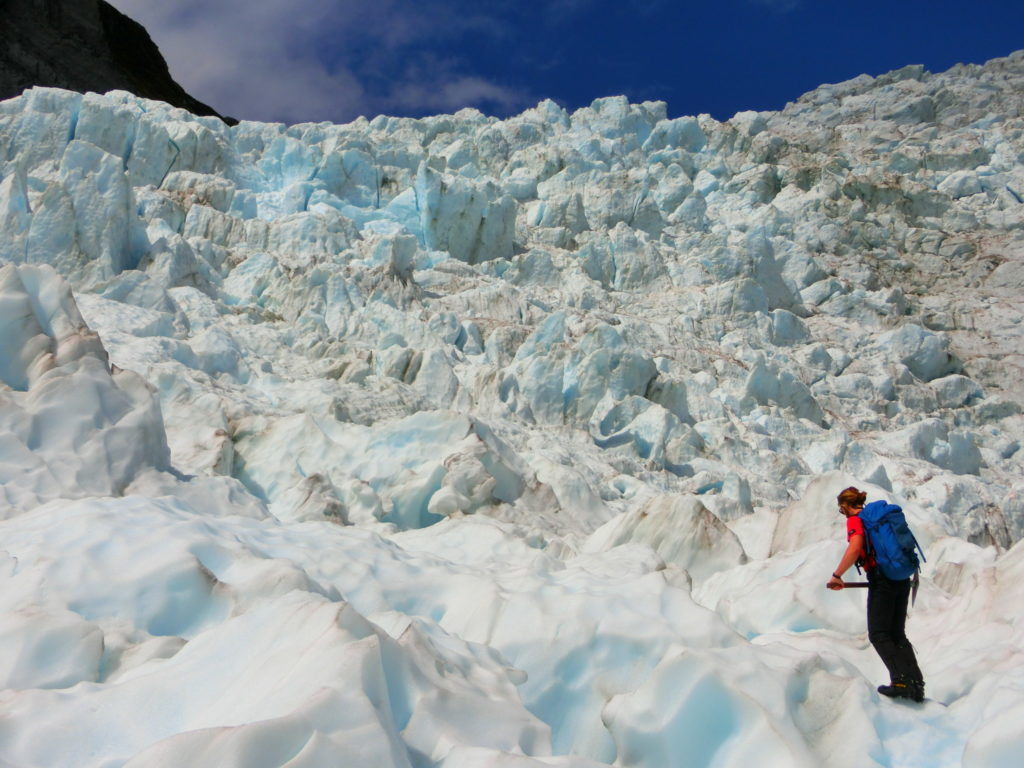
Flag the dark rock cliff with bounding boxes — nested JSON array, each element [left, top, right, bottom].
[[0, 0, 233, 123]]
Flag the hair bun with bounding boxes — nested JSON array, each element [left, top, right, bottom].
[[837, 486, 867, 507]]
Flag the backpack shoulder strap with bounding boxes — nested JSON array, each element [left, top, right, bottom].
[[911, 532, 926, 563]]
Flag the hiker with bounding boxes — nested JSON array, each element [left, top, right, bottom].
[[827, 486, 926, 702]]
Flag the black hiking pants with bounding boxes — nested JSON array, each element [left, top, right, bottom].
[[866, 570, 923, 683]]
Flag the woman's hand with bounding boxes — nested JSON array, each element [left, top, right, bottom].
[[829, 535, 863, 591]]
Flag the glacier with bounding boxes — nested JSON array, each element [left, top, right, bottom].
[[1, 51, 1023, 767]]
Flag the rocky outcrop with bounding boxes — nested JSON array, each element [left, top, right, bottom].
[[0, 0, 229, 122]]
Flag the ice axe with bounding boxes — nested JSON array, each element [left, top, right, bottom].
[[826, 573, 920, 606]]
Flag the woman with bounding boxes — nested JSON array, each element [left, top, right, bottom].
[[827, 486, 925, 702]]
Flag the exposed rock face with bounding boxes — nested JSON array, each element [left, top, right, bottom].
[[0, 0, 229, 122]]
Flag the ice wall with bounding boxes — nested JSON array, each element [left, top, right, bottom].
[[0, 263, 170, 513], [2, 61, 1021, 543]]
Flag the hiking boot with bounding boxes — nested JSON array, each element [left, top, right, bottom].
[[878, 677, 925, 702], [908, 679, 925, 703]]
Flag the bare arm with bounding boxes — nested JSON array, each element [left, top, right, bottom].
[[827, 533, 864, 590]]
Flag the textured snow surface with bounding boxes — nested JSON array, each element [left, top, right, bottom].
[[2, 51, 1024, 766]]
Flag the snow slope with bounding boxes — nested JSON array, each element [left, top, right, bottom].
[[1, 52, 1024, 767]]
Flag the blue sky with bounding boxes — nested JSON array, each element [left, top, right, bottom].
[[110, 0, 1024, 125]]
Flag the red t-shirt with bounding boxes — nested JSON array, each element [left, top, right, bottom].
[[846, 514, 876, 570]]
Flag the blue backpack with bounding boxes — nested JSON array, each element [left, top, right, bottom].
[[859, 500, 926, 580]]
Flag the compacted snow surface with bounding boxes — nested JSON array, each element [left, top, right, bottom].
[[2, 52, 1024, 767]]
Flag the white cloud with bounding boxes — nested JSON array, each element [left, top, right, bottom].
[[389, 75, 528, 115], [107, 0, 535, 123]]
